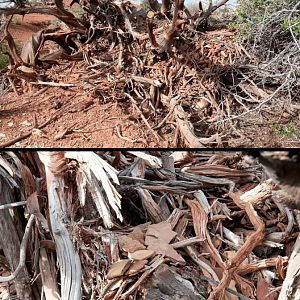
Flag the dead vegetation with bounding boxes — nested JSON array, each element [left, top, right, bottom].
[[1, 150, 300, 299], [0, 0, 299, 147]]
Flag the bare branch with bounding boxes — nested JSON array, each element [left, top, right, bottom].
[[0, 4, 86, 31]]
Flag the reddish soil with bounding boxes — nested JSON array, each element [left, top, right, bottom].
[[9, 14, 54, 44], [0, 88, 170, 147]]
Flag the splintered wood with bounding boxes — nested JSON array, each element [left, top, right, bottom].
[[0, 151, 299, 299]]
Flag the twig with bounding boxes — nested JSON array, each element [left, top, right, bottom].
[[115, 125, 137, 143], [125, 93, 162, 142], [287, 2, 300, 52], [171, 236, 204, 249], [117, 3, 146, 40], [217, 76, 290, 124], [7, 77, 18, 96], [0, 201, 27, 210], [0, 215, 35, 282], [0, 4, 86, 32], [182, 240, 220, 282], [30, 80, 76, 87], [130, 76, 163, 87], [209, 192, 266, 300], [152, 95, 181, 130], [201, 275, 254, 300], [171, 97, 205, 148], [32, 86, 49, 97]]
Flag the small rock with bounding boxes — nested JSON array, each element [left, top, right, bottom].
[[142, 264, 202, 300], [19, 120, 32, 127]]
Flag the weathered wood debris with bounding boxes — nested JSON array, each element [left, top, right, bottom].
[[1, 151, 300, 299]]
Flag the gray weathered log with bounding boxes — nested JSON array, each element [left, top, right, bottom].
[[38, 152, 82, 300]]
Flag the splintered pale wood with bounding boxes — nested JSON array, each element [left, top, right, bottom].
[[64, 151, 123, 228], [136, 187, 163, 223], [278, 232, 300, 300], [129, 158, 146, 178], [8, 152, 36, 197], [170, 151, 193, 165], [185, 165, 254, 178], [171, 97, 205, 148], [38, 152, 82, 300], [127, 151, 162, 168], [167, 208, 187, 229], [102, 231, 120, 263], [240, 179, 275, 208], [39, 248, 60, 300]]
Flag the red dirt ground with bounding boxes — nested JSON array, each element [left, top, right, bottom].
[[9, 14, 54, 44]]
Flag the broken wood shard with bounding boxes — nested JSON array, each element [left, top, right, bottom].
[[126, 260, 148, 275], [118, 235, 146, 253], [107, 260, 132, 279], [128, 249, 155, 261], [145, 222, 177, 244]]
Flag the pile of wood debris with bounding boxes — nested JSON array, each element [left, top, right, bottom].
[[1, 0, 287, 147], [1, 151, 300, 299]]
